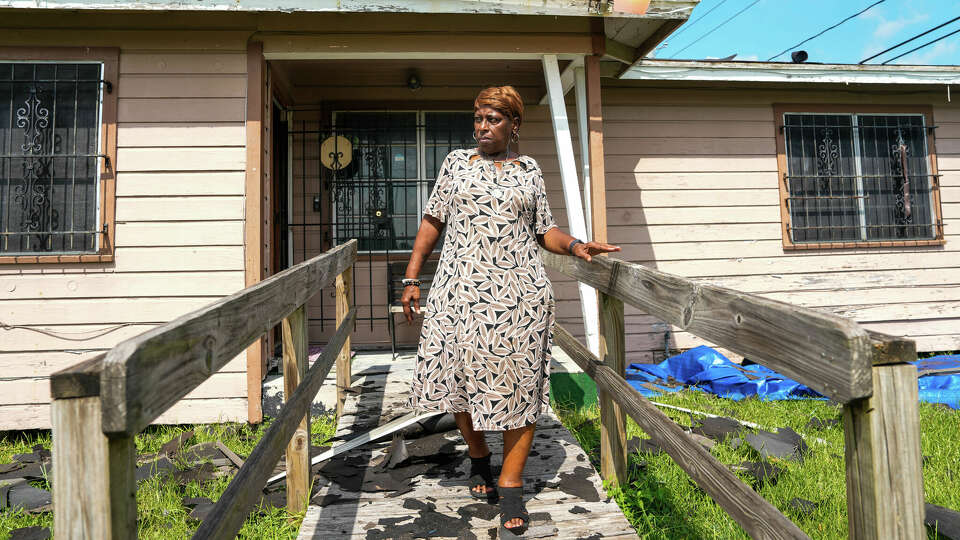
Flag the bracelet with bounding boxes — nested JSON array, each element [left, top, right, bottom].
[[401, 278, 421, 287], [568, 239, 584, 255]]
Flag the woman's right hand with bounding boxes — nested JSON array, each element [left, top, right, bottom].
[[401, 285, 421, 324]]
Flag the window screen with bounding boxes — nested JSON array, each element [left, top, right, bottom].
[[0, 62, 103, 254], [783, 113, 939, 244]]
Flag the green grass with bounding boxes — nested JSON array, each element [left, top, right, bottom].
[[553, 391, 960, 540], [0, 414, 337, 540]]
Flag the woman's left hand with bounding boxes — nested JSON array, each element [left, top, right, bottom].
[[572, 241, 621, 262]]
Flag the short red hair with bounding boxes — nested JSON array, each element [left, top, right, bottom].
[[474, 86, 524, 127]]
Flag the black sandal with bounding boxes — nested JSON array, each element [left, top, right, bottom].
[[468, 452, 497, 500], [498, 486, 529, 538]]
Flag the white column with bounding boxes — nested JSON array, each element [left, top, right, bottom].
[[573, 66, 593, 241], [542, 54, 600, 357]]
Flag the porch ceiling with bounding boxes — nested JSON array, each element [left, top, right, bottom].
[[271, 59, 559, 106]]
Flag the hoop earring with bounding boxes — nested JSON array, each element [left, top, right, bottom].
[[472, 132, 478, 143], [511, 131, 520, 144]]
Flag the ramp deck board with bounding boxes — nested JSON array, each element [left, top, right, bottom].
[[296, 352, 638, 539]]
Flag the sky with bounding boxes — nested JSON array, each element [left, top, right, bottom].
[[649, 0, 960, 65]]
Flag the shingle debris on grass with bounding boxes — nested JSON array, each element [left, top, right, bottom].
[[0, 462, 24, 474], [175, 462, 218, 486], [925, 502, 960, 540], [691, 416, 745, 442], [733, 427, 810, 462], [8, 526, 51, 540], [0, 462, 46, 482], [730, 461, 783, 487], [787, 498, 819, 518], [159, 429, 194, 457], [135, 456, 177, 483], [183, 496, 216, 523], [5, 480, 52, 513], [13, 446, 50, 464]]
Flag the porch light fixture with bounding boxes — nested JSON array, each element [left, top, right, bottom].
[[407, 71, 422, 91]]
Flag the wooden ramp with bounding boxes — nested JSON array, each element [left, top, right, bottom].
[[297, 352, 638, 539]]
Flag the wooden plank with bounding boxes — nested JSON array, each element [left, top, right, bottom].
[[100, 240, 356, 435], [555, 187, 781, 208], [118, 97, 245, 123], [117, 74, 246, 99], [116, 196, 244, 221], [113, 247, 244, 272], [245, 40, 266, 426], [116, 222, 243, 247], [52, 397, 137, 540], [336, 267, 353, 416], [116, 147, 246, 172], [553, 325, 809, 539], [8, 371, 247, 406], [2, 272, 244, 301], [0, 404, 50, 430], [153, 398, 248, 425], [524, 136, 778, 156], [283, 305, 311, 513], [551, 204, 780, 226], [866, 331, 918, 366], [542, 252, 873, 402], [115, 172, 245, 196], [598, 292, 626, 487], [119, 52, 247, 75], [586, 53, 607, 247], [620, 251, 960, 279], [192, 307, 355, 540], [608, 171, 778, 190], [843, 364, 925, 540], [540, 155, 777, 175], [51, 353, 106, 399], [1, 297, 217, 326], [118, 122, 246, 148]]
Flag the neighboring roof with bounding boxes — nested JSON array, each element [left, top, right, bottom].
[[621, 58, 960, 85], [0, 0, 694, 18]]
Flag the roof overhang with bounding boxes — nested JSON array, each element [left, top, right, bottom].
[[621, 59, 960, 85], [0, 0, 698, 65], [0, 0, 693, 17]]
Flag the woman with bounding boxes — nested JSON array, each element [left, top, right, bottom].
[[401, 85, 620, 537]]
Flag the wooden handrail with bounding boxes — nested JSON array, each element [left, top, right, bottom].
[[543, 250, 924, 539], [541, 251, 872, 403], [99, 240, 357, 435], [50, 241, 358, 540], [554, 325, 811, 540], [192, 307, 356, 540]]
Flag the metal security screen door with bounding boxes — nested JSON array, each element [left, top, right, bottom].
[[329, 111, 473, 253], [0, 62, 104, 254], [287, 110, 472, 331], [782, 113, 941, 244]]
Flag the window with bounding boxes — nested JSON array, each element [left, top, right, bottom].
[[0, 48, 117, 263], [331, 111, 473, 253], [776, 106, 944, 249]]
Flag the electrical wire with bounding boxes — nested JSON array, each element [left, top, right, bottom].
[[881, 26, 960, 64], [766, 0, 886, 62], [0, 320, 139, 342], [668, 0, 761, 59], [662, 0, 731, 44], [860, 15, 960, 64]]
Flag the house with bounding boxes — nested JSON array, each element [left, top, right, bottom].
[[0, 0, 697, 429], [2, 1, 958, 431]]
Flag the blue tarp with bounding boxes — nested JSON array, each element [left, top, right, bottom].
[[625, 345, 960, 409]]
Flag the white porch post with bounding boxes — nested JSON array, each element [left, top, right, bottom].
[[542, 54, 600, 356], [573, 66, 593, 241]]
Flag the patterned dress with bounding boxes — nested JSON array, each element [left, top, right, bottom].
[[409, 148, 558, 431]]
